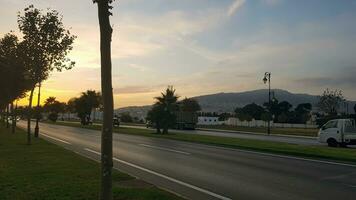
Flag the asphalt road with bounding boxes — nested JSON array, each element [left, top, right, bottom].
[[60, 121, 320, 145], [121, 124, 320, 146], [18, 121, 356, 200]]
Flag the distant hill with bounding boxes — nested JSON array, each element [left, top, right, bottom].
[[193, 89, 319, 112], [115, 89, 356, 118], [114, 105, 152, 120]]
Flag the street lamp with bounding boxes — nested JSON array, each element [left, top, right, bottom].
[[263, 72, 271, 135]]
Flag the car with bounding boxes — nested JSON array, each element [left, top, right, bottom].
[[113, 116, 120, 127]]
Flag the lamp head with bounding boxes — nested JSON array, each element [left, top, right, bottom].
[[263, 76, 268, 84]]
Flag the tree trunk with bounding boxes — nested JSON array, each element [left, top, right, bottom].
[[163, 123, 168, 134], [11, 102, 16, 134], [97, 1, 114, 199], [34, 83, 41, 138], [6, 104, 10, 128], [27, 88, 35, 145]]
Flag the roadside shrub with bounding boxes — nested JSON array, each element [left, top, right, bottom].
[[48, 113, 58, 122]]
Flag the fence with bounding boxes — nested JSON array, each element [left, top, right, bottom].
[[225, 117, 318, 129]]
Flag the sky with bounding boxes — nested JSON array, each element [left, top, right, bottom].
[[1, 0, 356, 108]]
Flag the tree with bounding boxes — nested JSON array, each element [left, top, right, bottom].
[[66, 98, 76, 120], [179, 98, 201, 112], [120, 112, 133, 123], [0, 32, 32, 133], [277, 112, 288, 124], [43, 97, 65, 122], [294, 103, 312, 123], [236, 112, 247, 122], [261, 112, 272, 126], [317, 89, 345, 116], [242, 103, 265, 120], [263, 98, 279, 120], [245, 114, 253, 127], [278, 101, 292, 114], [146, 105, 164, 133], [73, 97, 90, 125], [84, 90, 102, 122], [218, 112, 233, 121], [72, 90, 102, 125], [154, 86, 179, 134], [17, 5, 76, 141], [93, 0, 115, 199]]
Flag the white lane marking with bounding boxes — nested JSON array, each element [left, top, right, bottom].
[[41, 134, 71, 145], [84, 148, 231, 200], [211, 146, 356, 168], [138, 144, 191, 155]]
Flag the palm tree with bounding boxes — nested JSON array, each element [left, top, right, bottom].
[[82, 90, 102, 122], [154, 86, 179, 134]]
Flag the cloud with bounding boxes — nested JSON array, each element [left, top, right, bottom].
[[261, 0, 282, 6], [113, 84, 166, 94], [127, 63, 147, 72], [294, 67, 356, 89], [227, 0, 245, 17]]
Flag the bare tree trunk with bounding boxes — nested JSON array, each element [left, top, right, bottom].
[[27, 88, 35, 145], [97, 1, 114, 199], [11, 102, 16, 134], [6, 104, 9, 128], [34, 83, 41, 138]]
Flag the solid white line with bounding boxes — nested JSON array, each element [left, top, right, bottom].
[[85, 148, 101, 155], [41, 134, 71, 145], [84, 148, 231, 200], [139, 144, 191, 155]]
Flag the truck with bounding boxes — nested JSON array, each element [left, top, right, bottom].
[[174, 111, 198, 130], [146, 111, 198, 130], [318, 119, 356, 147]]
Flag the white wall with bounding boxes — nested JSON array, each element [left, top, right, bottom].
[[226, 117, 318, 129]]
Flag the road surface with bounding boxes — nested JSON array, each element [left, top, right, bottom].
[[18, 121, 356, 200], [121, 124, 320, 146], [59, 121, 320, 146]]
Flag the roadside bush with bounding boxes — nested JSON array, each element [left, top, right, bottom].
[[48, 113, 58, 122]]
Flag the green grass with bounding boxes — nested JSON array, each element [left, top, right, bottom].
[[198, 125, 318, 137], [48, 121, 356, 164], [0, 124, 182, 200]]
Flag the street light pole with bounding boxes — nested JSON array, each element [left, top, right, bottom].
[[263, 72, 271, 135]]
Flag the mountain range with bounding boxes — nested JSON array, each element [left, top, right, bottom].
[[115, 89, 356, 119]]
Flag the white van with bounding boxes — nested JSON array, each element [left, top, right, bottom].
[[318, 119, 356, 147]]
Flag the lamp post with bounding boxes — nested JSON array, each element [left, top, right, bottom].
[[263, 72, 271, 135]]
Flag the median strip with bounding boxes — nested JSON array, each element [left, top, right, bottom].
[[84, 148, 231, 200]]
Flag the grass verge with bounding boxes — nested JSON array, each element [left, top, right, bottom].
[[197, 125, 318, 137], [48, 121, 356, 164], [0, 124, 182, 200]]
